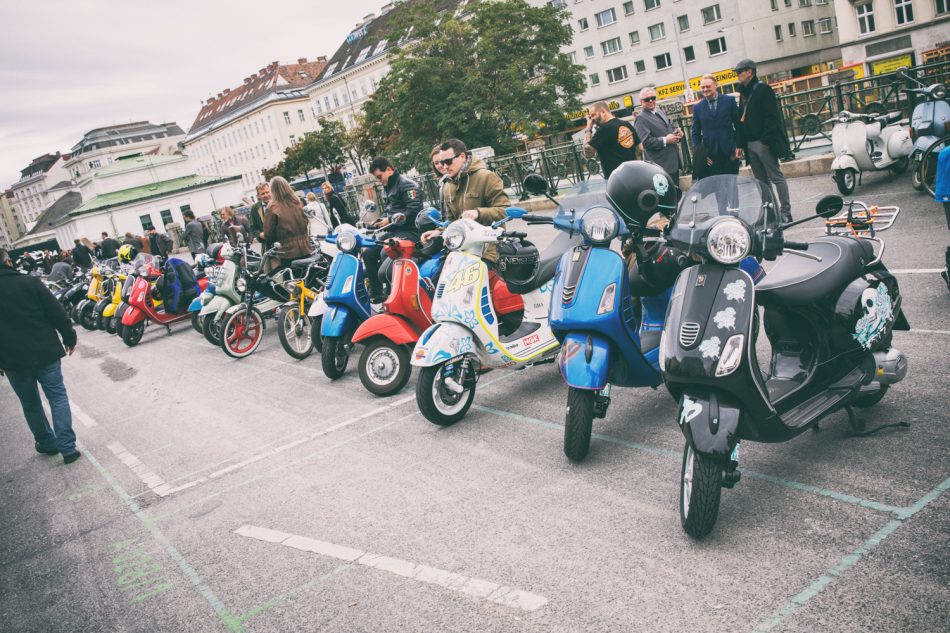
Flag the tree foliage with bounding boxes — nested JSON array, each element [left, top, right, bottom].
[[276, 117, 350, 181], [361, 0, 584, 171]]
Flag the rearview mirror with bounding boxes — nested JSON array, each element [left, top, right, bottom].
[[522, 173, 548, 196], [815, 195, 843, 218]]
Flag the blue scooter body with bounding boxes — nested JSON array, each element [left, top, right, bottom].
[[320, 236, 374, 339]]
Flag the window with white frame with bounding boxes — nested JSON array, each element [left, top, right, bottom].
[[355, 46, 371, 63], [818, 17, 832, 33], [655, 52, 672, 70], [938, 0, 949, 14], [635, 59, 646, 73], [789, 22, 796, 36], [816, 0, 827, 4], [802, 19, 815, 36], [894, 0, 914, 24], [602, 37, 622, 55], [649, 22, 666, 41], [578, 17, 589, 30], [707, 36, 727, 55], [623, 1, 635, 14], [856, 3, 875, 34], [683, 45, 695, 62], [645, 0, 660, 10], [589, 72, 600, 86], [298, 109, 305, 122], [607, 65, 628, 83], [629, 30, 641, 45], [770, 0, 778, 8], [584, 45, 595, 58], [283, 112, 291, 125], [702, 4, 721, 24], [595, 8, 616, 26], [774, 24, 783, 41], [324, 62, 337, 76], [799, 0, 810, 6], [373, 40, 388, 55], [678, 15, 689, 31], [289, 135, 296, 146], [569, 51, 577, 63]]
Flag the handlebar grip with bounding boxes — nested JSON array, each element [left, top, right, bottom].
[[504, 231, 528, 239], [522, 214, 551, 223], [784, 241, 809, 251]]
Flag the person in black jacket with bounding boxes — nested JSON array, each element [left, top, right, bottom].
[[364, 157, 424, 302], [100, 232, 120, 259], [321, 181, 355, 227], [249, 183, 271, 244], [0, 248, 81, 463], [71, 238, 93, 270]]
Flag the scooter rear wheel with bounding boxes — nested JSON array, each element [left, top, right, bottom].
[[277, 305, 313, 360], [220, 308, 265, 359], [78, 303, 97, 331], [122, 321, 145, 347], [564, 388, 595, 462], [680, 442, 724, 539], [359, 338, 411, 396], [416, 362, 476, 426]]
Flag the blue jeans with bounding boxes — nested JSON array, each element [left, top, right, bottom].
[[6, 360, 77, 455]]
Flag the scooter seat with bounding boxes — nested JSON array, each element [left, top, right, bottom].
[[756, 237, 873, 306], [508, 231, 585, 294], [290, 254, 321, 269]]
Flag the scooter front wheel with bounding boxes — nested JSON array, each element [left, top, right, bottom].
[[191, 311, 203, 334], [564, 388, 595, 462], [321, 333, 353, 379], [416, 362, 476, 426], [202, 313, 224, 346], [78, 302, 97, 331], [359, 338, 411, 396], [105, 314, 118, 335], [220, 308, 265, 359], [278, 305, 313, 360], [834, 168, 856, 195], [680, 442, 724, 540], [122, 321, 145, 347]]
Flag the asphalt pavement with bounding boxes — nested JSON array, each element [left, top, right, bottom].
[[1, 171, 948, 633]]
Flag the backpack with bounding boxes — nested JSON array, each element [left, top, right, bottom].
[[160, 257, 199, 314]]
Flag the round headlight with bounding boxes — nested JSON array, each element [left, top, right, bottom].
[[933, 84, 947, 100], [581, 207, 619, 244], [235, 277, 248, 292], [838, 111, 849, 123], [443, 224, 467, 251], [706, 218, 751, 264], [336, 231, 358, 253]]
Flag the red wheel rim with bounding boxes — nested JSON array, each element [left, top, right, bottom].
[[225, 313, 262, 354]]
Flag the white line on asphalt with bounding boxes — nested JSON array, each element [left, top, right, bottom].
[[106, 441, 173, 497], [900, 328, 950, 335], [233, 524, 549, 612], [887, 268, 944, 274], [69, 400, 99, 428]]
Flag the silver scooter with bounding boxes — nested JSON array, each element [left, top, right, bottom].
[[827, 109, 912, 195]]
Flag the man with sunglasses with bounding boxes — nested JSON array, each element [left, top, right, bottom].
[[633, 87, 683, 184], [421, 139, 510, 260]]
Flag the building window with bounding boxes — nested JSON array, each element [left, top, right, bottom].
[[333, 93, 340, 107], [595, 8, 617, 26], [289, 135, 297, 146], [784, 0, 791, 5], [894, 0, 914, 24], [649, 22, 666, 41], [584, 45, 595, 58], [789, 22, 797, 36], [601, 37, 622, 55], [160, 209, 173, 227], [88, 159, 101, 170], [298, 109, 306, 122], [569, 51, 577, 63], [589, 72, 601, 86], [802, 19, 815, 36], [937, 0, 949, 14], [139, 214, 154, 231], [775, 24, 783, 41], [678, 15, 690, 31], [283, 111, 291, 125], [799, 0, 810, 6], [702, 4, 721, 24], [629, 30, 641, 45], [707, 36, 727, 55], [578, 17, 589, 31], [607, 65, 628, 83], [315, 100, 322, 114], [655, 52, 672, 70], [856, 3, 875, 34], [816, 0, 828, 4], [770, 0, 777, 9], [644, 0, 661, 10], [623, 1, 635, 14], [683, 45, 695, 62], [818, 17, 832, 33], [635, 59, 646, 73]]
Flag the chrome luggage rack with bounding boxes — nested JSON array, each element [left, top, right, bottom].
[[825, 201, 900, 238]]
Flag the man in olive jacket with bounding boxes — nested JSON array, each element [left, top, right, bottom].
[[0, 248, 81, 463], [422, 139, 510, 260]]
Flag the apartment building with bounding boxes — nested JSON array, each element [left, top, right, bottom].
[[9, 152, 72, 232], [65, 121, 186, 182]]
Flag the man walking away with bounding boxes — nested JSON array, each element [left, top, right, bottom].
[[182, 211, 205, 259], [735, 59, 792, 222], [691, 74, 743, 180], [100, 232, 120, 259], [633, 87, 683, 184], [71, 238, 93, 270], [147, 227, 173, 260], [582, 101, 639, 180], [0, 248, 81, 464]]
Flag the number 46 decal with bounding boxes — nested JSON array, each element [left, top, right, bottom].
[[446, 263, 480, 292]]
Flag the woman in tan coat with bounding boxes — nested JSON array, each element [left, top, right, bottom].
[[264, 176, 311, 268]]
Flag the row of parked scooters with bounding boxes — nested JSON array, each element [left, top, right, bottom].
[[56, 161, 911, 539]]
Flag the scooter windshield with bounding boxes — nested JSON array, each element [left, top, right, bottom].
[[669, 175, 778, 247], [553, 179, 610, 217]]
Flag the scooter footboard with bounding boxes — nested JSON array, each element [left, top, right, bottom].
[[557, 332, 610, 390], [678, 389, 741, 458], [411, 323, 486, 367], [321, 305, 360, 338]]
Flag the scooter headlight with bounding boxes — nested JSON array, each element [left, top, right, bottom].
[[581, 207, 619, 244], [336, 230, 358, 254], [235, 277, 247, 293], [838, 111, 849, 123], [706, 218, 750, 265], [933, 84, 946, 100], [443, 224, 467, 251]]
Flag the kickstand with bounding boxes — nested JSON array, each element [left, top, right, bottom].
[[165, 325, 172, 336], [846, 405, 911, 437]]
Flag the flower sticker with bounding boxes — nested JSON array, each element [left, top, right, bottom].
[[723, 279, 747, 302], [699, 336, 721, 360], [713, 307, 737, 330]]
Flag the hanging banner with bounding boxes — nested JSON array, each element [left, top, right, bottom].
[[870, 54, 913, 76]]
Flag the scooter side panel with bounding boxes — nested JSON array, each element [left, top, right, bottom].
[[121, 306, 145, 326], [557, 332, 611, 390], [324, 253, 371, 320], [677, 389, 742, 457], [188, 296, 204, 314], [352, 314, 420, 345], [321, 304, 360, 338], [199, 295, 232, 318], [411, 323, 489, 367]]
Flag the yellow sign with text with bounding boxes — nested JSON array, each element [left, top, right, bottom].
[[871, 54, 913, 76], [655, 68, 739, 100]]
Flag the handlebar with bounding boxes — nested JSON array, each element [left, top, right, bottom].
[[502, 231, 528, 239], [784, 241, 809, 250]]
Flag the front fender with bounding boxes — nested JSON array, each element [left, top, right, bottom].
[[321, 304, 360, 338], [831, 155, 859, 172], [188, 296, 204, 313], [199, 295, 233, 318], [307, 294, 327, 318], [121, 306, 145, 326], [411, 322, 485, 367], [102, 303, 118, 318], [352, 313, 420, 345], [677, 389, 741, 458], [557, 332, 610, 390]]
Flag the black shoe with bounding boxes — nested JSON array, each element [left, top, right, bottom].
[[942, 270, 950, 293], [63, 450, 82, 464], [35, 443, 59, 456], [782, 212, 793, 224]]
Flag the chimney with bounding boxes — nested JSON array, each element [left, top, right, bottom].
[[223, 88, 230, 94], [297, 57, 307, 64], [354, 21, 363, 29], [243, 77, 252, 85], [317, 55, 327, 62]]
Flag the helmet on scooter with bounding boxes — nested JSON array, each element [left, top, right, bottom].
[[118, 244, 137, 263], [606, 160, 677, 227], [496, 239, 540, 294], [415, 208, 440, 233]]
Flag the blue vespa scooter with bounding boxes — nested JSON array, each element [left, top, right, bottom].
[[900, 69, 949, 191]]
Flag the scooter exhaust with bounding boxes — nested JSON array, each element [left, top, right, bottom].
[[870, 348, 908, 385]]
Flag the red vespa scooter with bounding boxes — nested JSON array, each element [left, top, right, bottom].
[[121, 256, 209, 347]]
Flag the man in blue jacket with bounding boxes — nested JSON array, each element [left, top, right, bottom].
[[691, 74, 743, 180], [0, 248, 81, 463]]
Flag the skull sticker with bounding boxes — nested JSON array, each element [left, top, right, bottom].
[[853, 285, 893, 349], [653, 173, 669, 197]]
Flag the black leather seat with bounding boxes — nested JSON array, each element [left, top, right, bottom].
[[506, 231, 584, 293], [756, 237, 873, 306]]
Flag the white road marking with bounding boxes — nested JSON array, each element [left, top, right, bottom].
[[106, 441, 172, 497], [888, 268, 944, 274], [65, 400, 99, 428], [900, 328, 950, 336], [234, 524, 549, 612]]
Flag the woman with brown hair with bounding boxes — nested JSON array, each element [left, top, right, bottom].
[[264, 176, 311, 268], [219, 206, 249, 246]]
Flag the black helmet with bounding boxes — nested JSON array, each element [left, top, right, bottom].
[[496, 239, 539, 294], [606, 161, 677, 227], [415, 208, 440, 233]]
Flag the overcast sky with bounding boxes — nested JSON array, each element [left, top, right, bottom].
[[0, 0, 385, 188]]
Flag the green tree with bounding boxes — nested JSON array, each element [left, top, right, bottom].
[[361, 0, 584, 171], [278, 117, 350, 183]]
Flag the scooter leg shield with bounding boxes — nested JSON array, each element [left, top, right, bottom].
[[411, 323, 484, 367], [121, 306, 145, 326], [199, 295, 232, 318], [557, 332, 610, 390], [678, 389, 741, 458], [352, 314, 419, 345], [321, 305, 359, 339], [307, 294, 328, 318]]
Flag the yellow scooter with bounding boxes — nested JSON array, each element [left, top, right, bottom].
[[76, 261, 112, 331]]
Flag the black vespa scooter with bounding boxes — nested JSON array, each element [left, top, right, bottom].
[[660, 175, 910, 539]]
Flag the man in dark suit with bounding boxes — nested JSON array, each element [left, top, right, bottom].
[[633, 87, 683, 183], [249, 183, 271, 244], [691, 74, 743, 180]]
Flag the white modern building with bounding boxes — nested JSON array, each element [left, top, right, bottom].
[[183, 58, 328, 198], [51, 154, 242, 249], [9, 152, 73, 232], [0, 190, 22, 249], [64, 121, 186, 182], [833, 0, 950, 75]]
